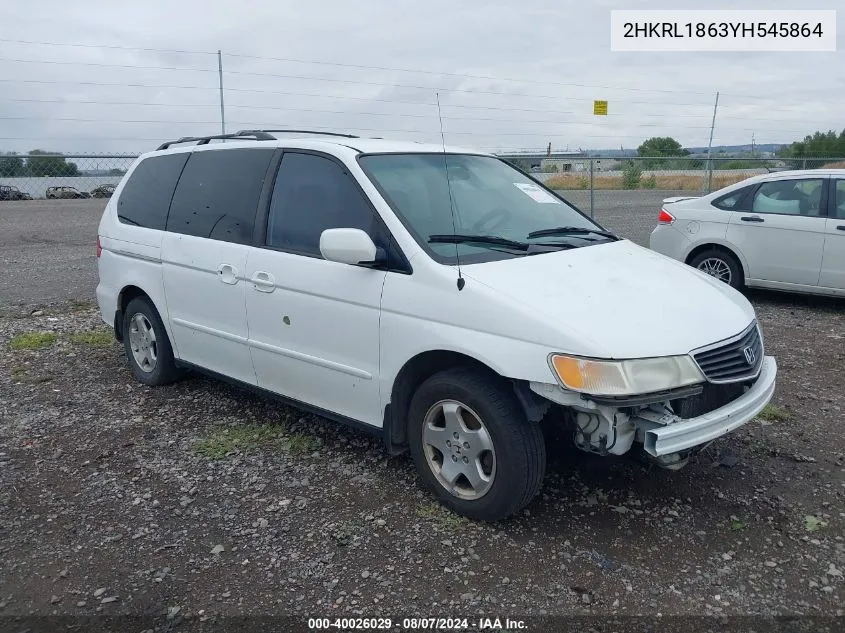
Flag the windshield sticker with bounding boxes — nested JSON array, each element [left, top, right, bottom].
[[513, 182, 561, 204]]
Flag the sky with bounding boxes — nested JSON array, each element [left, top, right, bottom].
[[0, 0, 842, 155]]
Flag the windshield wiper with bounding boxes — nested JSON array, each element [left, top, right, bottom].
[[428, 234, 529, 251], [526, 226, 618, 240]]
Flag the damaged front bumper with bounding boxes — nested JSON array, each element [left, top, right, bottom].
[[530, 356, 777, 458], [636, 356, 777, 456]]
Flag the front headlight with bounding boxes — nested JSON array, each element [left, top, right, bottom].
[[549, 353, 705, 397]]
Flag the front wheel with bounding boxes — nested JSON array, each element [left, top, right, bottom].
[[689, 249, 743, 289], [407, 367, 546, 521]]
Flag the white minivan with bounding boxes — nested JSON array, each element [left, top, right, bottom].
[[96, 130, 777, 520]]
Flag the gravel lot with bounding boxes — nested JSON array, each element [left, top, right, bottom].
[[1, 198, 844, 628]]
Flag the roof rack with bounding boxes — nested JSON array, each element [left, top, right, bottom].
[[156, 129, 360, 151], [156, 130, 276, 151], [236, 129, 360, 139]]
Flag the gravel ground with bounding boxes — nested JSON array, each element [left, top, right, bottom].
[[1, 292, 843, 627]]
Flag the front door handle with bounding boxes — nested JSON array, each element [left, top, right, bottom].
[[217, 263, 238, 285], [740, 216, 764, 223], [251, 271, 276, 293], [837, 225, 845, 231]]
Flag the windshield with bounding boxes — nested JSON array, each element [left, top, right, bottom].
[[358, 153, 606, 264]]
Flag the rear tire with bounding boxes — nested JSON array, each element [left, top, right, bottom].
[[689, 249, 743, 289], [407, 367, 546, 521], [122, 296, 183, 386]]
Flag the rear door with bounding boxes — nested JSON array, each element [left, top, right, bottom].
[[161, 146, 276, 384], [819, 178, 845, 290], [726, 177, 828, 285]]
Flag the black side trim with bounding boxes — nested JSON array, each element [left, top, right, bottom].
[[382, 404, 406, 456], [173, 360, 382, 439], [113, 310, 124, 343], [590, 383, 704, 408]]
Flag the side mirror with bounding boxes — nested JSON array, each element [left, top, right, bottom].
[[320, 228, 379, 266]]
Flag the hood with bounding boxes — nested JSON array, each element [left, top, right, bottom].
[[461, 240, 756, 359]]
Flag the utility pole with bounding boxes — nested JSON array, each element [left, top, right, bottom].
[[218, 50, 226, 137], [705, 91, 719, 192]]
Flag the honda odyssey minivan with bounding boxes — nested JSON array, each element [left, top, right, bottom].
[[96, 129, 777, 520]]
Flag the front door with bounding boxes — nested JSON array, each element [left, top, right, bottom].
[[726, 177, 828, 286], [245, 151, 390, 426]]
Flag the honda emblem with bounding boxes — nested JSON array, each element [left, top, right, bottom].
[[743, 346, 756, 365]]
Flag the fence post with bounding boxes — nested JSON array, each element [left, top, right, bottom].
[[802, 157, 807, 169], [589, 158, 594, 218]]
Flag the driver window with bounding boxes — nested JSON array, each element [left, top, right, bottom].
[[751, 179, 823, 217]]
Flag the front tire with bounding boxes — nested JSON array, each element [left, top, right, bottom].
[[407, 367, 546, 521], [689, 249, 743, 289], [122, 296, 183, 386]]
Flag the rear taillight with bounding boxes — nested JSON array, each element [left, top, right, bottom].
[[96, 236, 102, 258], [658, 208, 675, 225]]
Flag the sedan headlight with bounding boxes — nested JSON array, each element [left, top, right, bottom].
[[549, 353, 705, 397]]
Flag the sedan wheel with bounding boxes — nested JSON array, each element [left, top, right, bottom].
[[696, 257, 732, 284]]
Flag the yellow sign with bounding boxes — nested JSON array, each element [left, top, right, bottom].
[[593, 100, 608, 116]]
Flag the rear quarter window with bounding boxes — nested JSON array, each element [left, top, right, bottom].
[[711, 185, 754, 211], [117, 152, 190, 230], [166, 148, 275, 245]]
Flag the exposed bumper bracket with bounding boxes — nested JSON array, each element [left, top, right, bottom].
[[637, 356, 777, 457]]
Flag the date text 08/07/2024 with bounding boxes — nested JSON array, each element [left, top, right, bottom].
[[307, 617, 527, 630]]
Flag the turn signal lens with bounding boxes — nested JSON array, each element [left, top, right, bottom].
[[658, 208, 675, 224], [96, 236, 102, 258]]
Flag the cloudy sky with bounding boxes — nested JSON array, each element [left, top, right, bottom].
[[1, 0, 842, 154]]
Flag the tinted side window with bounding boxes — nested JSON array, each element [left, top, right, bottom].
[[835, 180, 845, 219], [167, 148, 274, 244], [117, 153, 188, 229], [751, 178, 824, 217], [712, 185, 752, 211], [267, 153, 378, 256]]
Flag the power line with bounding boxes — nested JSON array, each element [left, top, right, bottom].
[[0, 114, 819, 136], [0, 37, 821, 104], [5, 96, 828, 126]]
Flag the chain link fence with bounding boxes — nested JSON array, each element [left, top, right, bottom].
[[2, 152, 843, 205], [0, 154, 138, 200]]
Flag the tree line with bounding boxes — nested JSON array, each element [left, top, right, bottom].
[[0, 150, 81, 177]]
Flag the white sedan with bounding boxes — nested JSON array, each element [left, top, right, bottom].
[[649, 169, 845, 296]]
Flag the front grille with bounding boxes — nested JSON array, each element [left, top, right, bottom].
[[692, 322, 763, 383], [671, 382, 746, 418]]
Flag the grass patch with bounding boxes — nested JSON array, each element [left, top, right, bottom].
[[282, 432, 320, 456], [804, 515, 827, 532], [757, 404, 793, 423], [70, 330, 114, 347], [194, 424, 286, 459], [69, 299, 96, 313], [416, 501, 468, 529], [729, 515, 748, 531], [8, 331, 57, 350]]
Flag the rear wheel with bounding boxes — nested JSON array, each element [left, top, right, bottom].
[[689, 249, 743, 289], [407, 367, 546, 521], [122, 296, 183, 386]]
